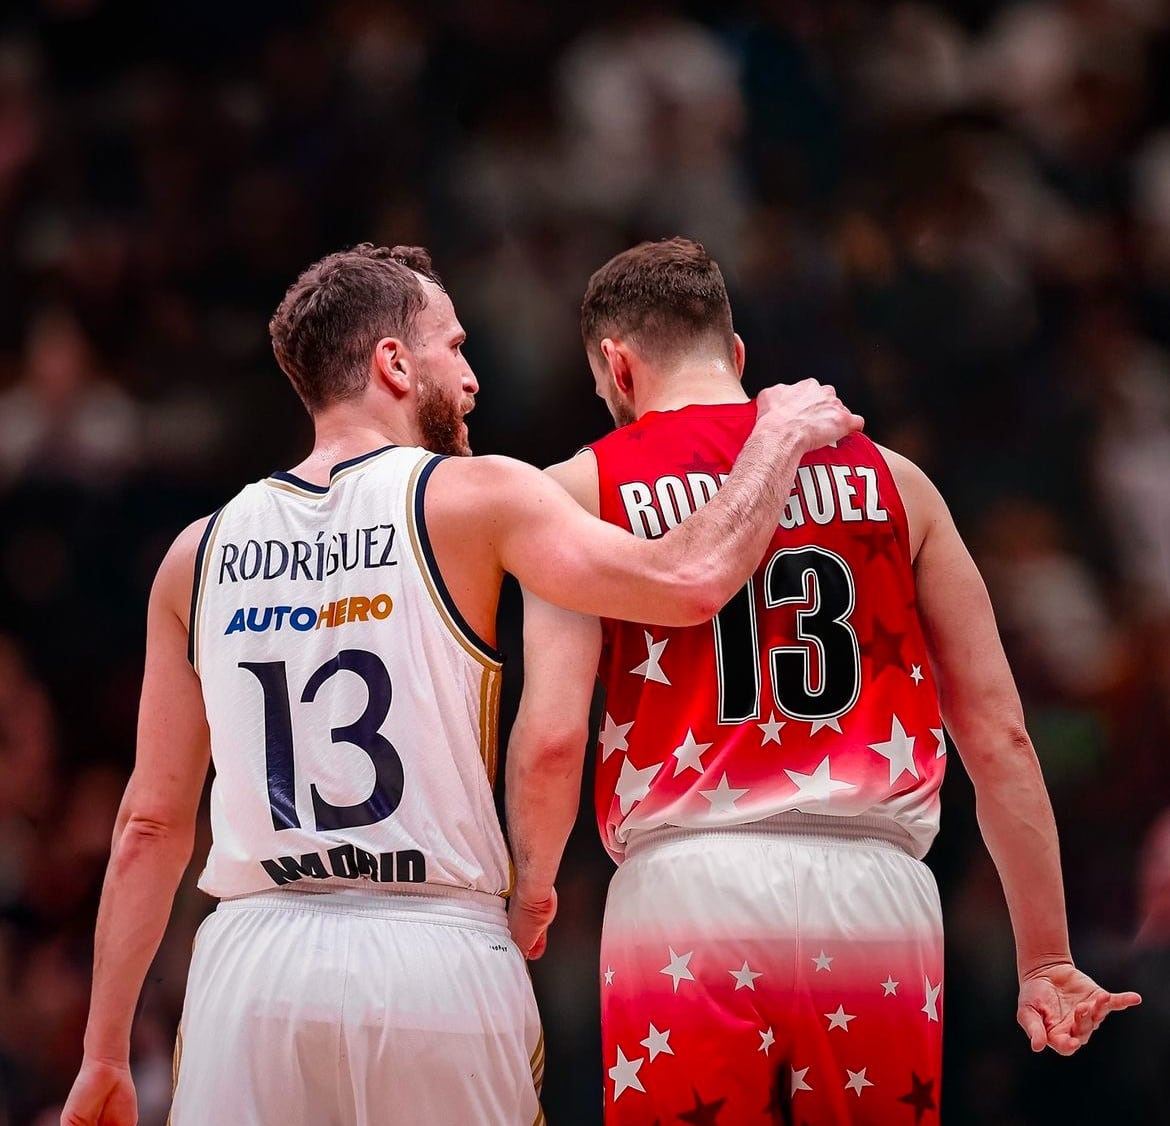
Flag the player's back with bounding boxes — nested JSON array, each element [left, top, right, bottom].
[[589, 402, 946, 861], [190, 444, 509, 899]]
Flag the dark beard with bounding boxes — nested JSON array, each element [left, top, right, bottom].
[[417, 376, 471, 456]]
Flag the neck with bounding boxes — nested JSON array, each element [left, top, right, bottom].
[[635, 360, 748, 418], [289, 404, 418, 485]]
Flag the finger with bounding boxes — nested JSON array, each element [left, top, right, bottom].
[[1106, 991, 1142, 1011], [1071, 1000, 1096, 1041], [1046, 1029, 1083, 1057], [528, 932, 547, 960], [1017, 1006, 1048, 1052]]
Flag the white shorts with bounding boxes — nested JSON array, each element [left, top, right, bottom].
[[171, 887, 545, 1126], [601, 813, 945, 1124]]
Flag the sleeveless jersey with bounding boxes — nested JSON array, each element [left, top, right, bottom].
[[589, 403, 946, 861], [189, 445, 509, 899]]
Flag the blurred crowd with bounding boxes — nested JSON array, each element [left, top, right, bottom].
[[0, 0, 1168, 1122]]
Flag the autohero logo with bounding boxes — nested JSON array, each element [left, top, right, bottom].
[[225, 593, 394, 635]]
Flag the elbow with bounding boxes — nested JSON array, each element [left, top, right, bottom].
[[112, 813, 195, 871], [663, 562, 727, 627], [511, 727, 589, 782]]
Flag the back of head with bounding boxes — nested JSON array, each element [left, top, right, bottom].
[[580, 237, 734, 368], [269, 243, 443, 413]]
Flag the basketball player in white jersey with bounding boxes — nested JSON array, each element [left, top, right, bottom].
[[59, 243, 862, 1126]]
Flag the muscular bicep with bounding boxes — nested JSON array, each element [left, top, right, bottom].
[[485, 460, 700, 623], [119, 530, 212, 840], [915, 503, 1028, 767]]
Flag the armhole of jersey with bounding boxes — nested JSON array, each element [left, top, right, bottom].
[[866, 440, 914, 568], [406, 454, 504, 668], [187, 506, 225, 673]]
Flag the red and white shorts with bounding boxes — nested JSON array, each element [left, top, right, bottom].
[[600, 813, 944, 1125]]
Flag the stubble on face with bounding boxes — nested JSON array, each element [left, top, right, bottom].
[[417, 372, 472, 456], [606, 392, 637, 429]]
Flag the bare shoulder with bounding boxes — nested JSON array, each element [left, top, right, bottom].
[[425, 454, 543, 516], [874, 444, 949, 559], [155, 515, 216, 623], [544, 449, 598, 515]]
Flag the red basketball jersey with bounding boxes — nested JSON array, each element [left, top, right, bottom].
[[589, 402, 946, 862]]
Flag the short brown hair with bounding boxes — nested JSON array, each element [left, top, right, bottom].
[[269, 243, 443, 412], [580, 237, 734, 365]]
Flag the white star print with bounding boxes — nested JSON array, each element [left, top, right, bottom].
[[699, 772, 749, 815], [785, 756, 855, 804], [614, 756, 658, 815], [660, 947, 695, 992], [729, 961, 763, 991], [812, 950, 833, 972], [868, 714, 919, 785], [672, 729, 713, 776], [604, 966, 615, 986], [640, 1024, 673, 1061], [630, 631, 670, 685], [608, 1047, 645, 1100], [922, 976, 941, 1022], [808, 716, 844, 736], [791, 1066, 813, 1094], [910, 664, 924, 685], [845, 1067, 874, 1096], [758, 712, 785, 745], [931, 726, 946, 758], [881, 975, 899, 996], [824, 1004, 856, 1031], [758, 1027, 775, 1056], [598, 714, 634, 761]]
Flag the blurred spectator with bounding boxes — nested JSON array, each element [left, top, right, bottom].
[[0, 306, 143, 486]]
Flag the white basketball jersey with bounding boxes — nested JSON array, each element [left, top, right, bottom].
[[189, 444, 509, 899]]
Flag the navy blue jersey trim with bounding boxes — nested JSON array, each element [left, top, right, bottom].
[[414, 455, 504, 663], [188, 507, 224, 668], [269, 444, 398, 493]]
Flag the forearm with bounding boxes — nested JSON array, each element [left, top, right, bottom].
[[649, 419, 806, 613], [506, 724, 587, 900], [83, 820, 194, 1062], [969, 739, 1072, 978]]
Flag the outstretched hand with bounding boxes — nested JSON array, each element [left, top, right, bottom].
[[61, 1059, 137, 1126], [1017, 962, 1141, 1055], [508, 887, 557, 960]]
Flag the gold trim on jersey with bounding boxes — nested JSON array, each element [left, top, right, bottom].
[[191, 508, 226, 676], [260, 446, 402, 499], [405, 456, 503, 673], [262, 478, 327, 499], [478, 665, 502, 785], [530, 1026, 547, 1111], [167, 1024, 183, 1125]]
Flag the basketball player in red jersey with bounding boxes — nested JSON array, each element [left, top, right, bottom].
[[506, 238, 1140, 1124]]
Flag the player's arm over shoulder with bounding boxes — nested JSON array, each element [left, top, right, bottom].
[[426, 453, 719, 624]]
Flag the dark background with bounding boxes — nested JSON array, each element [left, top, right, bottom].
[[0, 1, 1168, 1122]]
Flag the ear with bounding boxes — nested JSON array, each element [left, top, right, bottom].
[[733, 332, 746, 378], [601, 337, 635, 397], [372, 337, 412, 397]]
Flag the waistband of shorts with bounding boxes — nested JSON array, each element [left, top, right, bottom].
[[623, 811, 917, 860], [215, 884, 509, 934]]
